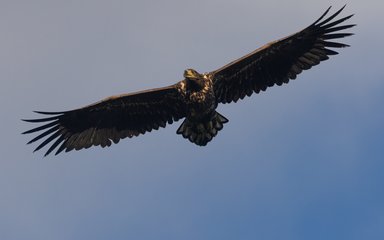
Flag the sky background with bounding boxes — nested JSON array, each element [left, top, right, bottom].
[[1, 0, 383, 239]]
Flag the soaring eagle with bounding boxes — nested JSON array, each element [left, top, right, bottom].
[[23, 6, 354, 156]]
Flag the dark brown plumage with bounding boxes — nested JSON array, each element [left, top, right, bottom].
[[23, 6, 355, 156]]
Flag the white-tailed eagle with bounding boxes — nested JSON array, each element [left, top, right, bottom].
[[23, 6, 355, 156]]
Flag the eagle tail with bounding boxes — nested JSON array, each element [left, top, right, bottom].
[[177, 111, 228, 146]]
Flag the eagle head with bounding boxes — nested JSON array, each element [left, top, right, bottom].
[[184, 69, 202, 80], [184, 69, 205, 90]]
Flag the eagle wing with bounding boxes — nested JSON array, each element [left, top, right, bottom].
[[211, 6, 355, 104], [23, 84, 186, 156]]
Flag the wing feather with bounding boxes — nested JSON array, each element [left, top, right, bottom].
[[211, 6, 355, 104], [23, 84, 186, 156]]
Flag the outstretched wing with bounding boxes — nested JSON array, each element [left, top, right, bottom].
[[211, 6, 355, 104], [23, 84, 186, 156]]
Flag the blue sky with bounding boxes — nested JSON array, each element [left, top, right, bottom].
[[1, 0, 383, 239]]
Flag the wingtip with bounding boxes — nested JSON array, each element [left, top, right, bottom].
[[22, 119, 38, 123], [22, 129, 32, 135], [334, 4, 347, 15], [313, 4, 352, 27], [312, 6, 332, 26], [22, 111, 61, 123], [335, 4, 348, 17], [33, 110, 64, 115]]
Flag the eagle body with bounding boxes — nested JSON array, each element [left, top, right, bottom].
[[178, 69, 216, 117], [23, 6, 355, 156], [176, 69, 228, 146]]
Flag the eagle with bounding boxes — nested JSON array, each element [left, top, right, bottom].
[[23, 6, 355, 156]]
